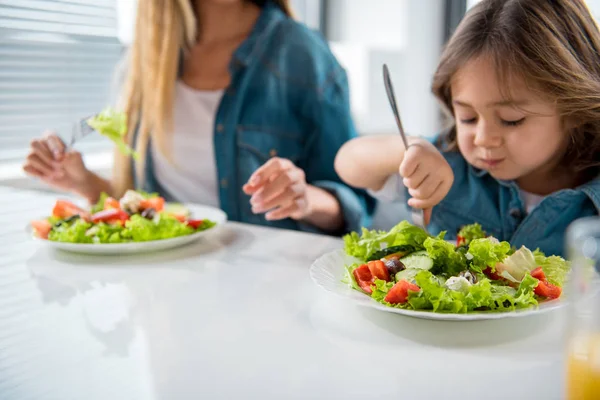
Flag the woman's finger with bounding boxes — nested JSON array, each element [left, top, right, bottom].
[[24, 154, 54, 177], [253, 183, 304, 214], [44, 133, 66, 160], [22, 165, 45, 179], [30, 139, 56, 167], [251, 167, 304, 206], [247, 157, 293, 188], [265, 198, 305, 221]]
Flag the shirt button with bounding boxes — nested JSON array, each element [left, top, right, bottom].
[[509, 208, 522, 219], [220, 179, 228, 188], [269, 149, 277, 157], [216, 124, 224, 133]]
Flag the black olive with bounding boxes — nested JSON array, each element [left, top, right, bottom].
[[141, 208, 156, 219], [384, 257, 406, 276], [503, 299, 513, 308]]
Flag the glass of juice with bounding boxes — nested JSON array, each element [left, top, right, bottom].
[[566, 217, 600, 400]]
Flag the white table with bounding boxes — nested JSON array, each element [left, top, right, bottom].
[[0, 187, 568, 400]]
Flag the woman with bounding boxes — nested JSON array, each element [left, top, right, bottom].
[[22, 0, 374, 235]]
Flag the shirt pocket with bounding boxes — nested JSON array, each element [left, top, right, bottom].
[[235, 126, 305, 224]]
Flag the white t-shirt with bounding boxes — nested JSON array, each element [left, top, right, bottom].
[[370, 173, 545, 214], [152, 80, 224, 207]]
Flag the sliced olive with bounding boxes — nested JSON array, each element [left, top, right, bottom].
[[384, 257, 406, 276], [141, 208, 156, 219]]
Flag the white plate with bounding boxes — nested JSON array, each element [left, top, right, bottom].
[[27, 203, 227, 255], [310, 249, 565, 321]]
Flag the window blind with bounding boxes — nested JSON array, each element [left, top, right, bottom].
[[0, 0, 123, 164]]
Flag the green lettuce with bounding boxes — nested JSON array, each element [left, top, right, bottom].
[[123, 214, 194, 242], [467, 237, 512, 273], [87, 107, 139, 159], [48, 218, 93, 243], [423, 236, 467, 276], [90, 192, 109, 214], [343, 221, 432, 261], [457, 223, 486, 245], [533, 249, 570, 287]]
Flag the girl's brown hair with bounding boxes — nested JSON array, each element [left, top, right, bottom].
[[432, 0, 600, 177], [112, 0, 294, 197]]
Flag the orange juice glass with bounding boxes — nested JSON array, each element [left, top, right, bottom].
[[566, 217, 600, 400]]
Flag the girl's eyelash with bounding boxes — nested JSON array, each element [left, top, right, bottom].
[[501, 118, 525, 127], [459, 117, 526, 126]]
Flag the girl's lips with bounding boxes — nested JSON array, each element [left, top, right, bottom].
[[480, 158, 505, 168]]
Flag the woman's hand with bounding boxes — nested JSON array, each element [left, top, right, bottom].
[[399, 141, 454, 210], [242, 157, 310, 221], [22, 131, 110, 203]]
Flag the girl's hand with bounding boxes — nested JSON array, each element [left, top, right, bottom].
[[242, 157, 311, 221], [399, 141, 454, 210]]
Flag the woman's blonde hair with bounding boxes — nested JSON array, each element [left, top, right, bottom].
[[432, 0, 600, 179], [112, 0, 293, 197]]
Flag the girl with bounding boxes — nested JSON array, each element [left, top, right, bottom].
[[335, 0, 600, 257], [22, 0, 374, 235]]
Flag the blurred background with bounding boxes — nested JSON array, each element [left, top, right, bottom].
[[1, 0, 600, 229]]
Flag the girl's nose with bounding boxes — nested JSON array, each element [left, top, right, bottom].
[[473, 122, 502, 148]]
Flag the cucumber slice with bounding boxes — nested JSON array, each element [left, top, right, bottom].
[[400, 251, 433, 271], [395, 268, 420, 283]]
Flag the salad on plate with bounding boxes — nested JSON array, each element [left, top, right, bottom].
[[30, 190, 216, 244], [342, 221, 570, 314]]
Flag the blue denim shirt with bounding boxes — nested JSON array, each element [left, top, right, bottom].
[[131, 3, 375, 235], [422, 151, 600, 257]]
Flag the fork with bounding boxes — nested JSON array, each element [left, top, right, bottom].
[[65, 115, 96, 151], [382, 64, 428, 232]]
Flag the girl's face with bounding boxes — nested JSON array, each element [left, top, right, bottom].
[[451, 56, 570, 188]]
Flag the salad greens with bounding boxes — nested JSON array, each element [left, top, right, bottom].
[[86, 107, 139, 160], [31, 190, 216, 244], [343, 221, 570, 314]]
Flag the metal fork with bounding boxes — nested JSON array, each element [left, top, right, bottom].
[[382, 64, 428, 232], [65, 115, 96, 151]]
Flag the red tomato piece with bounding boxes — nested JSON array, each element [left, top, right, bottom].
[[367, 260, 390, 281], [534, 280, 562, 299], [353, 264, 374, 294], [52, 200, 90, 220], [186, 219, 205, 229], [457, 235, 466, 247], [140, 197, 165, 212], [91, 209, 130, 224], [384, 280, 421, 304], [531, 267, 546, 281], [104, 197, 121, 210], [31, 220, 52, 239]]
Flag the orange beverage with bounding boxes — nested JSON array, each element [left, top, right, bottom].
[[566, 218, 600, 400], [567, 335, 600, 399]]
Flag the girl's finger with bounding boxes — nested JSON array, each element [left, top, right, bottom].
[[24, 154, 53, 177], [30, 140, 56, 167], [402, 164, 428, 189], [247, 157, 293, 188], [252, 183, 304, 214], [251, 168, 304, 206], [408, 177, 440, 200]]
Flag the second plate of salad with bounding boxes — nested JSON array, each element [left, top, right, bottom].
[[310, 221, 571, 320], [28, 190, 227, 255]]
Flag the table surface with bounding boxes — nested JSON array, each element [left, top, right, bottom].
[[0, 186, 569, 400]]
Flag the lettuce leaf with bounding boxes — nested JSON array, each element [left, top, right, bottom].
[[90, 192, 109, 214], [423, 236, 467, 276], [457, 223, 486, 245], [467, 237, 512, 273], [343, 221, 432, 261], [495, 246, 537, 283], [123, 214, 194, 242], [48, 218, 93, 243], [534, 249, 570, 286], [342, 264, 362, 292], [87, 107, 139, 159]]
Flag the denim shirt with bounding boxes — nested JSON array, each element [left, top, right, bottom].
[[421, 151, 599, 257], [131, 3, 375, 235]]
